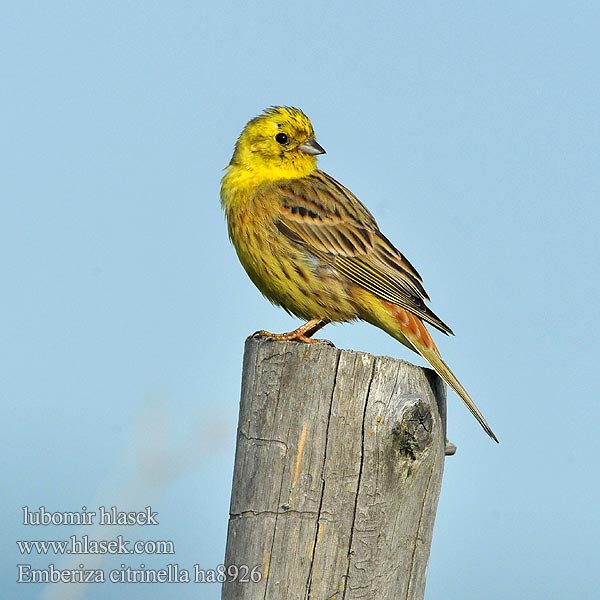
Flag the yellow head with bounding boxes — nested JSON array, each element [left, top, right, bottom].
[[226, 106, 326, 185]]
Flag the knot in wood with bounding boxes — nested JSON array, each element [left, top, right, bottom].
[[391, 398, 434, 458]]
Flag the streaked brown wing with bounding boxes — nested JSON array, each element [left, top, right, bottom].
[[274, 170, 453, 335]]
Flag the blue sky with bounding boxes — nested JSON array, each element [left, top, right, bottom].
[[2, 2, 599, 599]]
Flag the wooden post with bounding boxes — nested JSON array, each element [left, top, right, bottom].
[[223, 335, 447, 600]]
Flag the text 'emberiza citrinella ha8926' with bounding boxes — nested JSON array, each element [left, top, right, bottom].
[[221, 106, 497, 442]]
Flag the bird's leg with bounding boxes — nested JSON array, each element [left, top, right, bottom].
[[256, 318, 330, 344]]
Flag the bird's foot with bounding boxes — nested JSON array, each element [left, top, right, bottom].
[[255, 330, 322, 344], [253, 318, 334, 346]]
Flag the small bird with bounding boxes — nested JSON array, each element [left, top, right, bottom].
[[221, 106, 498, 442]]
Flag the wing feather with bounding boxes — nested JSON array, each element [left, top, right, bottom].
[[274, 170, 453, 335]]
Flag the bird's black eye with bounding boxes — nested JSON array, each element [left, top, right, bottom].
[[275, 132, 288, 145]]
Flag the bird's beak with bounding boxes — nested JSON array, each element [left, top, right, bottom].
[[297, 138, 326, 155]]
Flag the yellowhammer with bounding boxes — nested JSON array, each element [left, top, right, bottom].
[[221, 106, 497, 442]]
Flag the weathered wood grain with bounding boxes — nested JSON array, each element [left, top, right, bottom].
[[222, 335, 446, 600]]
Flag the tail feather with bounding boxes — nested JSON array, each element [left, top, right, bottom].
[[377, 301, 499, 442], [418, 345, 499, 443]]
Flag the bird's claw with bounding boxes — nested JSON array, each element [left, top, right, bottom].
[[252, 329, 335, 347]]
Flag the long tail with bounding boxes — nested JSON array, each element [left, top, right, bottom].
[[417, 343, 499, 443], [370, 300, 499, 443]]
